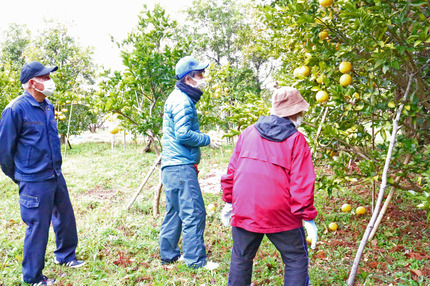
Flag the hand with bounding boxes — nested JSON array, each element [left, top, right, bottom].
[[220, 203, 232, 226], [303, 220, 318, 249], [209, 137, 221, 149]]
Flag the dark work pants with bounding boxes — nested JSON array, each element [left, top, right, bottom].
[[228, 226, 309, 286], [19, 174, 78, 283]]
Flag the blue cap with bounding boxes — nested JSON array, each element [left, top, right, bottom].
[[175, 56, 208, 80], [20, 61, 58, 84]]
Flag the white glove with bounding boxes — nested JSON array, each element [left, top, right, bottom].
[[209, 137, 221, 149], [303, 220, 318, 250], [220, 203, 232, 226]]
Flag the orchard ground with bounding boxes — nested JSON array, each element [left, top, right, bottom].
[[0, 131, 429, 285]]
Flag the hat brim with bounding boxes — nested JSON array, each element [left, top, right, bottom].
[[194, 62, 209, 71], [272, 100, 309, 118], [34, 66, 58, 78]]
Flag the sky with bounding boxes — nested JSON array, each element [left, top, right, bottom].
[[0, 0, 195, 71]]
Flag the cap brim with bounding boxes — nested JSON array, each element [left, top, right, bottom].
[[195, 62, 209, 71], [34, 66, 58, 77]]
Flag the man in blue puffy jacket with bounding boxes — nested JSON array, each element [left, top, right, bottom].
[[0, 61, 85, 285], [159, 56, 220, 269]]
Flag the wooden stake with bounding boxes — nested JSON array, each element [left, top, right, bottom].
[[126, 154, 162, 210], [153, 181, 163, 216], [64, 102, 74, 156]]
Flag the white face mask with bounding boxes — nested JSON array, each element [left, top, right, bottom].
[[34, 79, 56, 97], [291, 115, 303, 128], [190, 77, 207, 90]]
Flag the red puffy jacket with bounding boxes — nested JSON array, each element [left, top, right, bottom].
[[221, 117, 317, 233]]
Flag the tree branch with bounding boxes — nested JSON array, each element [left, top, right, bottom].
[[347, 72, 414, 286]]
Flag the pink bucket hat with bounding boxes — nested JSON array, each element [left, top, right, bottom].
[[271, 87, 309, 118]]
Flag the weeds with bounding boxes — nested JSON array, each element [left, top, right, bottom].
[[0, 141, 428, 285]]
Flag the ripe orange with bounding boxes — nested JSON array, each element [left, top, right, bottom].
[[341, 204, 351, 212], [319, 0, 334, 7], [339, 61, 352, 73], [316, 91, 329, 103], [340, 74, 353, 87], [329, 222, 338, 231], [109, 126, 119, 134], [356, 206, 366, 215], [300, 65, 311, 76], [319, 30, 328, 40]]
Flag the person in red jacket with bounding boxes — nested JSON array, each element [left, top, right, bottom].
[[220, 86, 318, 286]]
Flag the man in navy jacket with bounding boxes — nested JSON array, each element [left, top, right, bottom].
[[0, 61, 85, 285]]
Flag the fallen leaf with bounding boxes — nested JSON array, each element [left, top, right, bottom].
[[410, 269, 423, 277]]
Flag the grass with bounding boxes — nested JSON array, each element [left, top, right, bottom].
[[0, 141, 429, 285]]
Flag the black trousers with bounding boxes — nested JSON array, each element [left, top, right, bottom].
[[228, 226, 309, 286]]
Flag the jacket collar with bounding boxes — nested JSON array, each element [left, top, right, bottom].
[[175, 81, 203, 104], [24, 91, 50, 107]]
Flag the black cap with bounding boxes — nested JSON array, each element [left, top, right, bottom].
[[20, 61, 58, 84]]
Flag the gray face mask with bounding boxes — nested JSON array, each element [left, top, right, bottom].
[[190, 77, 207, 90], [34, 79, 56, 96]]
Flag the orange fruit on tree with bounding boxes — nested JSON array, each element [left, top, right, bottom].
[[319, 30, 328, 40], [340, 74, 353, 87], [319, 0, 334, 7], [329, 222, 338, 231], [316, 90, 329, 103], [300, 65, 311, 76], [339, 61, 352, 73], [109, 126, 119, 134], [356, 206, 366, 215], [341, 204, 351, 212], [316, 74, 324, 84]]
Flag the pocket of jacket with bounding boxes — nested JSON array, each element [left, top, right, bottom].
[[19, 194, 40, 208]]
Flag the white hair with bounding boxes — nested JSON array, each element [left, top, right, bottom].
[[22, 81, 31, 90]]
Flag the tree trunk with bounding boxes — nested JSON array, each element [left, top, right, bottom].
[[153, 181, 163, 217], [368, 153, 413, 241]]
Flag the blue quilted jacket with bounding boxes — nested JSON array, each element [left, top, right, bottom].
[[161, 87, 210, 168]]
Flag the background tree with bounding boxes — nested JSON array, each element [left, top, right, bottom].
[[183, 0, 274, 137], [23, 19, 98, 142], [0, 24, 31, 112], [96, 5, 186, 154]]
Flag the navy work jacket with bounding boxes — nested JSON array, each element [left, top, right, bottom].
[[0, 91, 62, 182]]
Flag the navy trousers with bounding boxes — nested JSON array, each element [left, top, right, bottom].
[[228, 226, 309, 286], [159, 164, 207, 268], [19, 174, 78, 283]]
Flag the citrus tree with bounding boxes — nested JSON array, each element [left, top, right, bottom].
[[23, 19, 98, 142], [258, 0, 429, 283], [259, 0, 429, 205], [96, 5, 186, 154]]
